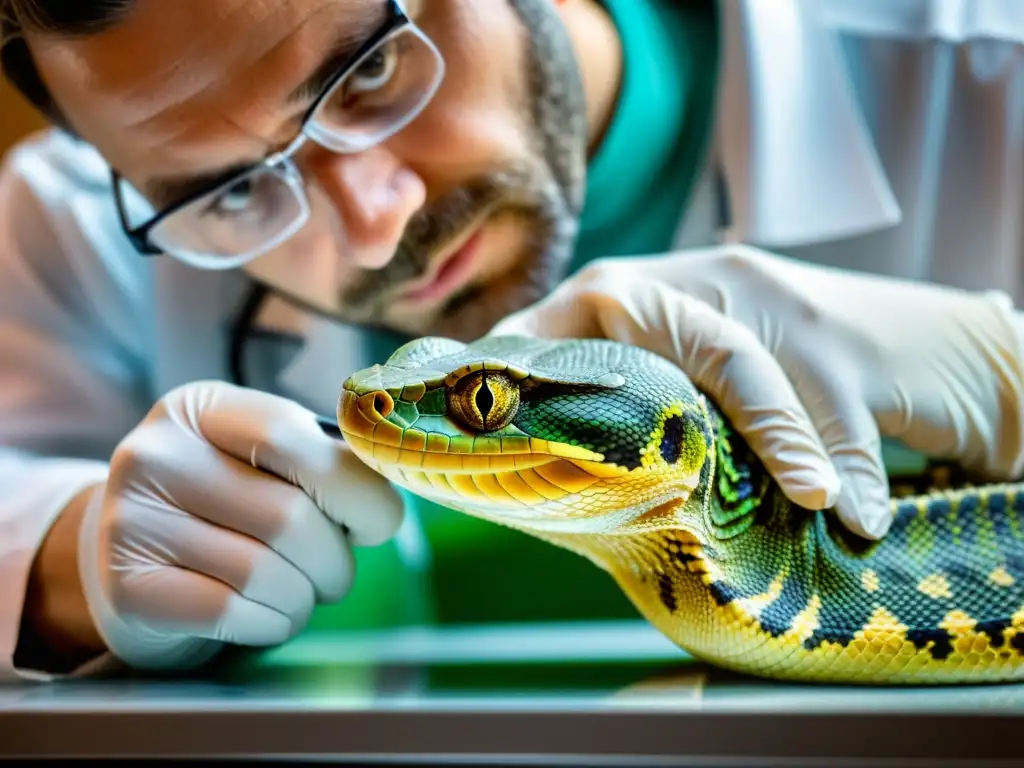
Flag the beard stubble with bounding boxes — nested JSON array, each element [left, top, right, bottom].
[[335, 0, 589, 342]]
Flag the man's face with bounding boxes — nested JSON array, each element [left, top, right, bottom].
[[26, 0, 589, 340]]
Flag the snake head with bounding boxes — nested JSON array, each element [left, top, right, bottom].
[[338, 335, 716, 536]]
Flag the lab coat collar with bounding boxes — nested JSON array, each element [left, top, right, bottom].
[[715, 0, 902, 247]]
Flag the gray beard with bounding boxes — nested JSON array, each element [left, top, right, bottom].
[[336, 0, 589, 341]]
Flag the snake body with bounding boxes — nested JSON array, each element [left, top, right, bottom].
[[338, 335, 1024, 685]]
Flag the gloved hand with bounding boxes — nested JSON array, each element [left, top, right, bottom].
[[76, 380, 404, 671], [491, 245, 1024, 540]]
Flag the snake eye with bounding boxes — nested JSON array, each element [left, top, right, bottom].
[[448, 371, 520, 432]]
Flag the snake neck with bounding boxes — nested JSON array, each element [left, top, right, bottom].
[[532, 396, 1024, 660], [532, 477, 1022, 667]]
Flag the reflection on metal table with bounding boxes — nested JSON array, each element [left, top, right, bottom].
[[2, 620, 1023, 765]]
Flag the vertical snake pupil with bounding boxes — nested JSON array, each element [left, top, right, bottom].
[[476, 378, 495, 422], [448, 370, 520, 433]]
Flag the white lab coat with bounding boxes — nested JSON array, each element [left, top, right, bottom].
[[1, 0, 1022, 681]]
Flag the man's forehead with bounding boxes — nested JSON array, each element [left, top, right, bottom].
[[27, 0, 382, 178]]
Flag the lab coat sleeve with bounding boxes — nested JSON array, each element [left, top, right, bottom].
[[0, 132, 153, 681]]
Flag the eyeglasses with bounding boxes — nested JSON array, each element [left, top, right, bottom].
[[112, 0, 444, 270]]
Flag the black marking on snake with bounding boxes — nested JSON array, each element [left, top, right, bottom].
[[708, 581, 739, 607], [672, 550, 698, 566], [664, 538, 698, 567], [659, 415, 684, 464], [802, 617, 858, 650], [906, 628, 954, 660], [603, 448, 642, 470], [658, 574, 677, 612], [803, 608, 864, 651], [803, 625, 859, 651], [1012, 631, 1024, 653], [758, 576, 811, 637], [976, 619, 1011, 649]]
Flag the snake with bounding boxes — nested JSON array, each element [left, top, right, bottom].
[[336, 335, 1024, 685]]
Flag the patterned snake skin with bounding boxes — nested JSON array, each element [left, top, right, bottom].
[[337, 335, 1024, 685]]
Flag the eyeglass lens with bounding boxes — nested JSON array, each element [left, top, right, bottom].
[[146, 24, 443, 265]]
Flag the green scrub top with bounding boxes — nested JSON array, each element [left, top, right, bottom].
[[305, 0, 722, 634]]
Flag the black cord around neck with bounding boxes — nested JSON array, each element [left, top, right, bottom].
[[228, 281, 269, 387]]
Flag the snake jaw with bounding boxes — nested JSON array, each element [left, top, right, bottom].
[[336, 386, 681, 529], [338, 389, 707, 536]]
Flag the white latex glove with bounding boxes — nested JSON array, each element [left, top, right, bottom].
[[491, 245, 1024, 540], [77, 380, 404, 671]]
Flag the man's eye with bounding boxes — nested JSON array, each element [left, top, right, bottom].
[[211, 179, 254, 215], [347, 40, 399, 94]]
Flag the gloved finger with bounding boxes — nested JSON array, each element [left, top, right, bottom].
[[661, 291, 843, 511], [163, 382, 406, 547], [493, 277, 842, 510], [112, 565, 295, 647], [118, 428, 355, 602], [320, 447, 408, 548], [789, 355, 893, 539], [121, 504, 318, 630]]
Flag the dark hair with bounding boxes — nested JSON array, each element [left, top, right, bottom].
[[1, 0, 132, 133]]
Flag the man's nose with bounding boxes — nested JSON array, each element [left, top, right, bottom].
[[309, 147, 426, 270]]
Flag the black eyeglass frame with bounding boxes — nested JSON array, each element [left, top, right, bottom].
[[111, 0, 412, 257]]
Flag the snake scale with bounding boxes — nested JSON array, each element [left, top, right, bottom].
[[337, 335, 1024, 685]]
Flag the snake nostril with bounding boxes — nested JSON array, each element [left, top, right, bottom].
[[373, 391, 394, 418]]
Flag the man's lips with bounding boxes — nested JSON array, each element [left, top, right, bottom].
[[398, 223, 485, 305]]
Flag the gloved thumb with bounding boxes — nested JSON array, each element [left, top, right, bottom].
[[491, 278, 843, 513], [160, 380, 406, 547]]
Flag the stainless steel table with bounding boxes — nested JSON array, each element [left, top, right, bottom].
[[2, 620, 1023, 765]]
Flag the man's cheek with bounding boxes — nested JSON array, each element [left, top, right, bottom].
[[242, 226, 356, 314], [471, 212, 533, 283]]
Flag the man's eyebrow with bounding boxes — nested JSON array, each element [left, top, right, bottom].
[[143, 7, 387, 211], [287, 8, 385, 106], [145, 162, 255, 211]]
